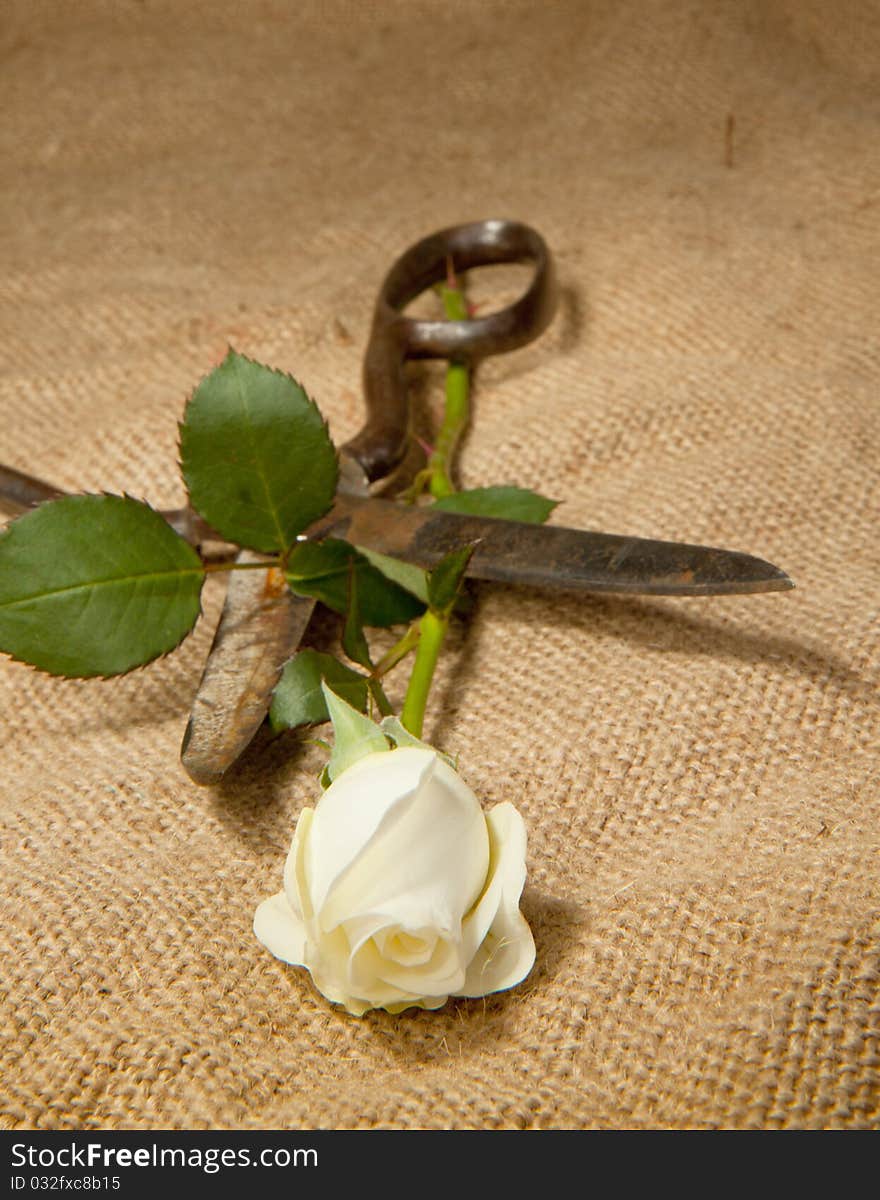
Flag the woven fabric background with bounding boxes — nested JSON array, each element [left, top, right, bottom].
[[1, 0, 878, 1130]]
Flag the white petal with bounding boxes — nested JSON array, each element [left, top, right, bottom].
[[376, 937, 465, 995], [315, 750, 489, 935], [458, 803, 535, 997], [460, 907, 534, 997], [282, 806, 314, 921], [383, 993, 449, 1015], [309, 932, 428, 1014], [305, 749, 432, 914], [253, 891, 307, 966], [343, 916, 464, 998], [459, 804, 522, 961], [307, 963, 378, 1016], [374, 925, 437, 967]]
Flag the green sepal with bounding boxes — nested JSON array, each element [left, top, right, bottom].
[[286, 538, 424, 627], [427, 542, 478, 615], [179, 349, 338, 553], [322, 681, 390, 784], [433, 485, 559, 524], [380, 716, 455, 769], [269, 650, 369, 732], [0, 495, 204, 678]]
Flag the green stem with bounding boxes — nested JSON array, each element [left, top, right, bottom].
[[368, 676, 395, 718], [428, 284, 470, 499], [373, 624, 420, 678], [400, 609, 448, 738]]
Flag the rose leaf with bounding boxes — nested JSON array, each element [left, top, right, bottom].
[[433, 485, 559, 525], [427, 542, 478, 616], [342, 563, 373, 670], [0, 495, 204, 678], [354, 545, 430, 604], [179, 348, 338, 553], [269, 650, 369, 732], [286, 538, 424, 627]]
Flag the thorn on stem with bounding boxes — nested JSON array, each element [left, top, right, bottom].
[[445, 254, 458, 291]]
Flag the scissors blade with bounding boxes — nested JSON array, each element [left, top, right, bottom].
[[333, 495, 793, 596], [180, 550, 314, 784]]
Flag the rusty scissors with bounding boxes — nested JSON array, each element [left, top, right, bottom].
[[0, 219, 792, 784]]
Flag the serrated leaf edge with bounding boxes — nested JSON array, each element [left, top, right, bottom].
[[0, 492, 205, 680], [268, 649, 369, 732], [178, 347, 339, 553]]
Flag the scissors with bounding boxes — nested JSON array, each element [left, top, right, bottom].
[[0, 219, 792, 784]]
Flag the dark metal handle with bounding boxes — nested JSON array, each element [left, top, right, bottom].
[[343, 218, 558, 482], [1, 220, 558, 522]]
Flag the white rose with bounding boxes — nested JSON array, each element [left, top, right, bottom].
[[254, 746, 535, 1015]]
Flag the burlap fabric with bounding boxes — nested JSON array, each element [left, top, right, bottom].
[[1, 0, 878, 1130]]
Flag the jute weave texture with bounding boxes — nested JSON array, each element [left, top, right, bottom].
[[1, 0, 878, 1128]]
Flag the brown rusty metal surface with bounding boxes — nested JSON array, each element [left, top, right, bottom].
[[334, 493, 793, 597], [343, 219, 557, 482], [0, 463, 66, 511], [0, 220, 794, 787], [0, 463, 227, 549], [180, 551, 314, 785], [0, 459, 793, 596]]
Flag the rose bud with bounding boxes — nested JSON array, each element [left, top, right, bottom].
[[254, 746, 535, 1015]]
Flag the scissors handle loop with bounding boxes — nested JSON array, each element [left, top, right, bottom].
[[344, 218, 558, 482]]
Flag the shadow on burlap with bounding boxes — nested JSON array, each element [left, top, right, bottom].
[[1, 0, 877, 1129]]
